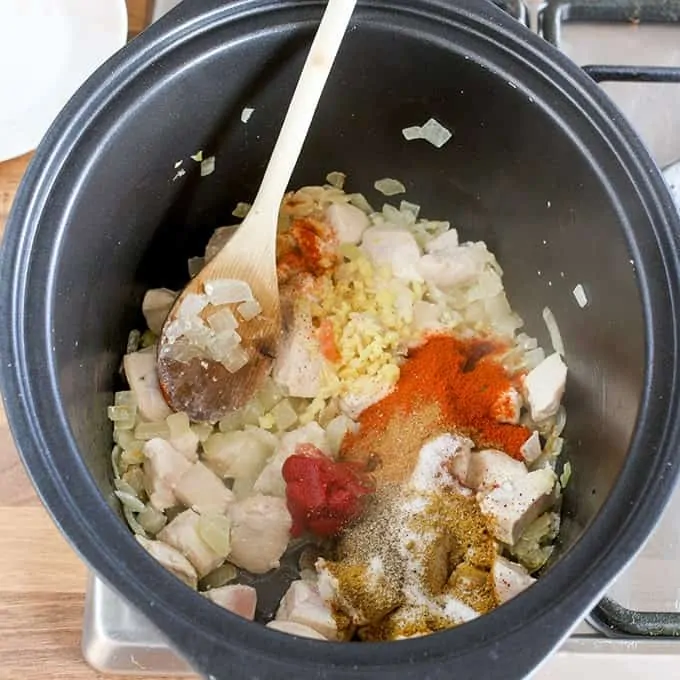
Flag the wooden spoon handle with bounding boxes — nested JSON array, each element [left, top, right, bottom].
[[246, 0, 358, 226]]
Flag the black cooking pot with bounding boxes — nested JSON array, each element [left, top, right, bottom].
[[2, 0, 680, 678]]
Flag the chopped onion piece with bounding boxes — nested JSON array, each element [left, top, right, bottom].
[[241, 398, 264, 426], [127, 329, 141, 354], [135, 420, 172, 441], [401, 125, 423, 141], [120, 447, 145, 467], [197, 514, 232, 557], [115, 490, 146, 513], [188, 257, 204, 278], [167, 412, 192, 439], [192, 422, 215, 442], [208, 307, 239, 333], [559, 461, 572, 488], [191, 150, 204, 162], [419, 117, 452, 148], [108, 405, 135, 422], [123, 506, 148, 537], [221, 345, 249, 373], [241, 107, 255, 123], [400, 200, 421, 219], [163, 340, 205, 363], [205, 279, 254, 305], [542, 306, 565, 356], [232, 202, 252, 218], [137, 505, 167, 535], [347, 193, 373, 214], [326, 171, 346, 189], [237, 299, 262, 321], [270, 399, 298, 431], [219, 410, 244, 432], [200, 563, 238, 590], [114, 478, 139, 497], [256, 377, 284, 412], [201, 156, 216, 177], [374, 178, 406, 196], [207, 330, 242, 362], [573, 283, 588, 308], [178, 293, 208, 320]]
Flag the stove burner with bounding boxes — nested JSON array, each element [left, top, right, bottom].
[[492, 0, 531, 26], [540, 0, 680, 47]]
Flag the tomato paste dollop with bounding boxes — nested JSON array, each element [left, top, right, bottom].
[[282, 444, 374, 537]]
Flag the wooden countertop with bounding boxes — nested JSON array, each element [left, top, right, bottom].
[[0, 3, 186, 679]]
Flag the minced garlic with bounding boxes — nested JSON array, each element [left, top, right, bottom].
[[301, 254, 427, 401]]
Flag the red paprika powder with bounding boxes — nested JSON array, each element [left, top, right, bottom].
[[345, 334, 530, 463]]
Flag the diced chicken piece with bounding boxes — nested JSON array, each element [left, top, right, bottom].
[[416, 246, 480, 290], [143, 438, 192, 511], [338, 376, 392, 419], [326, 203, 370, 245], [228, 495, 292, 574], [462, 449, 528, 492], [272, 308, 324, 399], [276, 580, 338, 640], [136, 535, 198, 589], [142, 288, 178, 336], [410, 433, 474, 492], [266, 620, 327, 640], [424, 228, 459, 254], [204, 584, 257, 620], [174, 462, 235, 515], [492, 555, 536, 604], [523, 352, 567, 422], [360, 227, 423, 282], [491, 387, 522, 425], [276, 581, 338, 640], [253, 422, 330, 497], [520, 431, 543, 465], [158, 509, 225, 577], [123, 347, 173, 422], [205, 225, 238, 263], [412, 300, 444, 333], [480, 468, 557, 545]]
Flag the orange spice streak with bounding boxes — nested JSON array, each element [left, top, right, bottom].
[[277, 217, 337, 281], [348, 335, 530, 460], [318, 319, 341, 363]]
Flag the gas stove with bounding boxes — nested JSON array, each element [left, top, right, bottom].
[[83, 1, 680, 676]]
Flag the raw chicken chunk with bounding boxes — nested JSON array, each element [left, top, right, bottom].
[[492, 555, 536, 604], [253, 422, 330, 497], [272, 307, 324, 399], [479, 468, 557, 545], [523, 353, 567, 422], [275, 580, 338, 640], [520, 431, 542, 464], [123, 347, 173, 422], [424, 229, 459, 253], [174, 462, 235, 515], [142, 288, 177, 335], [266, 620, 327, 640], [143, 438, 192, 511], [491, 387, 522, 425], [204, 584, 257, 620], [228, 495, 292, 574], [326, 203, 370, 245], [158, 509, 225, 577], [360, 227, 423, 282], [136, 535, 198, 589], [454, 449, 528, 493], [416, 244, 480, 290]]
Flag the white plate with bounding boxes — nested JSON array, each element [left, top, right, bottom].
[[0, 0, 128, 162]]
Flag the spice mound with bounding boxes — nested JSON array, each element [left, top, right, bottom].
[[108, 174, 568, 643]]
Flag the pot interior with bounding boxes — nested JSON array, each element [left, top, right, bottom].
[[46, 3, 643, 628]]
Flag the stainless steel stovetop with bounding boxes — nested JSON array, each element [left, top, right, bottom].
[[83, 1, 680, 676]]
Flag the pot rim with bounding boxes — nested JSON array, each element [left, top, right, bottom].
[[2, 1, 680, 678]]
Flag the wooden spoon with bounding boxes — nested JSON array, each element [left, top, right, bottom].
[[157, 0, 357, 423]]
